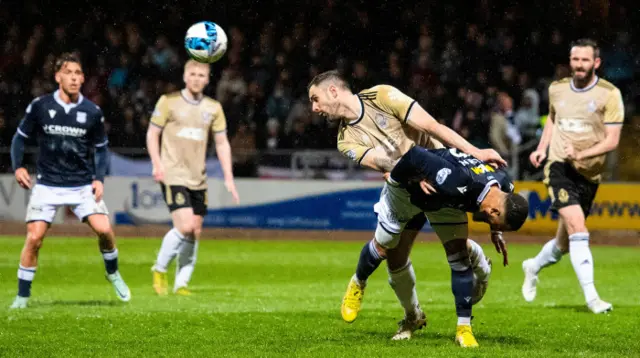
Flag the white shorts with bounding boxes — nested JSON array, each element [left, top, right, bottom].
[[26, 184, 109, 223], [374, 182, 468, 248]]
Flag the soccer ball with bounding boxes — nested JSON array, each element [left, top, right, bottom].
[[184, 21, 228, 64]]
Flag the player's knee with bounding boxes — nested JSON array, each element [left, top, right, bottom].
[[374, 225, 401, 250], [559, 208, 587, 235], [372, 239, 388, 258], [175, 222, 196, 238], [93, 222, 114, 239], [25, 231, 45, 252]]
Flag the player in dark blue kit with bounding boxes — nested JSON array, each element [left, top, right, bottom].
[[390, 146, 528, 229], [382, 145, 528, 337], [9, 53, 131, 309], [350, 145, 528, 345]]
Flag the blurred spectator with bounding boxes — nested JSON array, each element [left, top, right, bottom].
[[230, 120, 257, 177], [0, 0, 637, 180], [489, 92, 521, 158]]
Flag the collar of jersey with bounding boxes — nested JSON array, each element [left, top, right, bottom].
[[181, 89, 203, 105], [347, 95, 365, 126], [570, 75, 599, 93], [53, 90, 84, 114], [477, 179, 500, 205]]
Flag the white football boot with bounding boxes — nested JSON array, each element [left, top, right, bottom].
[[521, 259, 539, 302], [106, 272, 131, 302]]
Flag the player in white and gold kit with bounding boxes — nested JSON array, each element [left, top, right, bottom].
[[308, 71, 509, 347], [523, 39, 623, 314], [147, 60, 239, 296]]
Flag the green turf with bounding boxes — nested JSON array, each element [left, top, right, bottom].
[[0, 236, 638, 357]]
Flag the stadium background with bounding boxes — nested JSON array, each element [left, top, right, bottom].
[[2, 1, 640, 357], [0, 0, 638, 238]]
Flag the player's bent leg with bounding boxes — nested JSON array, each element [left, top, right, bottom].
[[559, 205, 611, 313], [174, 214, 203, 295], [466, 239, 492, 305], [11, 221, 49, 309], [522, 219, 568, 302], [86, 214, 131, 302]]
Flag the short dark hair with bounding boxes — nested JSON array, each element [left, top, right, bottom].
[[504, 193, 529, 231], [54, 52, 82, 72], [307, 70, 350, 92], [570, 38, 600, 58]]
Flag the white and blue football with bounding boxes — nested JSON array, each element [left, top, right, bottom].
[[184, 21, 228, 64]]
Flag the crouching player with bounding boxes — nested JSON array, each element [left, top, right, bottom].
[[308, 70, 516, 347]]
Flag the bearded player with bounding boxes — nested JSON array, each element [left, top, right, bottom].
[[522, 39, 623, 314]]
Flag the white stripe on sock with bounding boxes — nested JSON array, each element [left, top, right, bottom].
[[102, 249, 119, 260], [18, 266, 36, 281]]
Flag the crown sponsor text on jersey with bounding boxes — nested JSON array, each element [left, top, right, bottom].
[[42, 125, 87, 137]]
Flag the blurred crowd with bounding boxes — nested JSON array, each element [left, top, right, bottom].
[[0, 0, 638, 178]]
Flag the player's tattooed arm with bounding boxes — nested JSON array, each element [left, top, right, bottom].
[[360, 149, 398, 173], [373, 156, 396, 172]]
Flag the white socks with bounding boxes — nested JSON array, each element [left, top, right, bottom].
[[153, 228, 184, 273], [533, 238, 564, 273], [388, 261, 420, 317], [467, 240, 490, 278], [569, 232, 599, 303], [175, 240, 198, 290]]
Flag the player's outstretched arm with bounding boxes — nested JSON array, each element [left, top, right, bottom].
[[10, 131, 31, 189], [407, 104, 507, 167], [146, 124, 164, 183], [214, 132, 239, 204]]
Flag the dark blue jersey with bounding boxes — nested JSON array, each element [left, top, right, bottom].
[[16, 91, 108, 187], [389, 146, 514, 213]]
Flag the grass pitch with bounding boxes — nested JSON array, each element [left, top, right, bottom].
[[0, 236, 639, 357]]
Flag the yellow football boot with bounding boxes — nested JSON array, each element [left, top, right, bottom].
[[152, 271, 168, 296], [341, 277, 365, 323], [455, 325, 479, 348], [174, 287, 193, 296]]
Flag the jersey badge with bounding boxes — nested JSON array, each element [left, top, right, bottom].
[[375, 113, 388, 129], [201, 111, 213, 124], [436, 168, 452, 185], [76, 112, 87, 123]]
